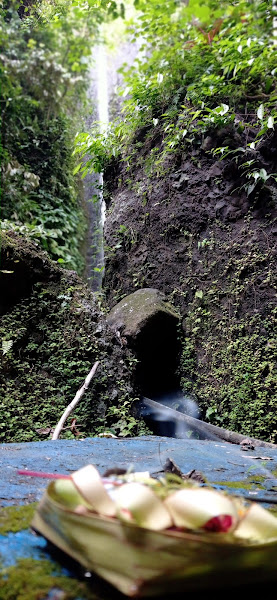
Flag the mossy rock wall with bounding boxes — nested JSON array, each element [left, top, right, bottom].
[[0, 231, 139, 443], [103, 138, 277, 442]]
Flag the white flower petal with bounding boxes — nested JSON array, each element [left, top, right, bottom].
[[113, 482, 172, 530], [71, 464, 116, 517], [234, 503, 277, 542], [164, 488, 238, 531]]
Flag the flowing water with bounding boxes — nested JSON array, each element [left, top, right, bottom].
[[82, 46, 109, 291], [83, 34, 144, 290]]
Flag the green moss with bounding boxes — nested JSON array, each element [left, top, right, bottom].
[[0, 504, 37, 536], [0, 558, 103, 600], [213, 481, 254, 490], [0, 234, 143, 443], [179, 219, 277, 443], [212, 476, 266, 491]]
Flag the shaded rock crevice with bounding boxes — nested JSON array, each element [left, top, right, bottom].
[[106, 288, 180, 398]]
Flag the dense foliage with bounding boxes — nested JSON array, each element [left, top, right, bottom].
[[0, 0, 116, 272], [76, 0, 276, 184], [0, 232, 146, 443]]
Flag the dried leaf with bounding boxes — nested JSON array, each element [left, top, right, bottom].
[[36, 427, 53, 436], [163, 458, 183, 478]]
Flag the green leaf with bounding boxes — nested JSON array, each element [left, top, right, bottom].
[[257, 104, 264, 120], [73, 163, 82, 175], [2, 340, 13, 356], [195, 290, 203, 300], [259, 168, 269, 181], [216, 104, 229, 116]]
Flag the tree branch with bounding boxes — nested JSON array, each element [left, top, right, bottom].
[[51, 361, 99, 441]]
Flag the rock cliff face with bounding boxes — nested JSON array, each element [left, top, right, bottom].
[[103, 129, 277, 441], [0, 231, 139, 442]]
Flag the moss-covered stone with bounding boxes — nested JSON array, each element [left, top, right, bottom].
[[0, 231, 145, 442], [107, 288, 179, 337]]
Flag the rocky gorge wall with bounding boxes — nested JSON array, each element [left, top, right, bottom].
[[103, 128, 277, 442], [0, 231, 144, 442]]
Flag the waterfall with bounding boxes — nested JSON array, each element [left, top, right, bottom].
[[83, 44, 109, 291], [83, 34, 140, 290], [96, 43, 109, 284], [97, 45, 109, 136]]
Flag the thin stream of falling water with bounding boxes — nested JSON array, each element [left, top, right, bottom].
[[95, 43, 109, 286], [82, 44, 108, 290], [85, 35, 144, 288]]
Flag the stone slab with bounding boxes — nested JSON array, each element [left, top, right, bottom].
[[1, 436, 277, 505], [1, 436, 277, 597]]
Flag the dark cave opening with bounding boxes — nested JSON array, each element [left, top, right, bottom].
[[134, 311, 180, 399], [132, 312, 203, 438], [0, 268, 34, 316]]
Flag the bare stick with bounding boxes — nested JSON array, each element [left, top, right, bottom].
[[52, 361, 99, 441]]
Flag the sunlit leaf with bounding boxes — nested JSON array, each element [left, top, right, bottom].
[[2, 340, 13, 356], [257, 104, 264, 120], [73, 162, 82, 175], [195, 290, 203, 299]]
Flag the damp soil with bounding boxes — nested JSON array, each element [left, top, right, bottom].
[[104, 134, 277, 315]]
